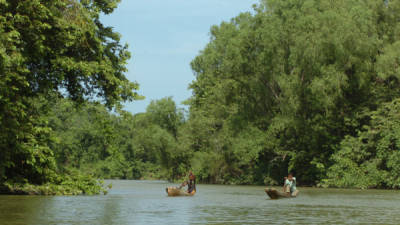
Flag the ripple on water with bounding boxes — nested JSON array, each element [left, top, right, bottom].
[[0, 181, 400, 225]]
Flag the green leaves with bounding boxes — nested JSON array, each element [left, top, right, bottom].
[[185, 0, 400, 186], [146, 97, 185, 138], [0, 0, 140, 192], [377, 41, 400, 80], [325, 99, 400, 188]]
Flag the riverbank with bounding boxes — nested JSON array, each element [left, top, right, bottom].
[[0, 176, 110, 195], [0, 182, 84, 195]]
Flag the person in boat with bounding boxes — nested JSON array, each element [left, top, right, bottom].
[[283, 173, 299, 197], [187, 171, 196, 194], [175, 171, 196, 193]]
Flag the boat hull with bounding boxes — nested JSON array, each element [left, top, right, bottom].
[[265, 188, 298, 199], [166, 187, 195, 197]]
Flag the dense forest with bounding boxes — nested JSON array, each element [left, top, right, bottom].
[[186, 0, 400, 188], [1, 0, 400, 195]]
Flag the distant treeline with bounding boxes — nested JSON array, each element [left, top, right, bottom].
[[2, 0, 400, 195]]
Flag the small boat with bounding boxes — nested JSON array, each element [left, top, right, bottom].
[[265, 188, 299, 199], [166, 187, 196, 197]]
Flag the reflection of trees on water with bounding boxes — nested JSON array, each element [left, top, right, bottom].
[[0, 195, 55, 225], [0, 194, 121, 224]]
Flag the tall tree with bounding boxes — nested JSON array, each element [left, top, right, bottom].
[[0, 0, 140, 185], [186, 0, 400, 185]]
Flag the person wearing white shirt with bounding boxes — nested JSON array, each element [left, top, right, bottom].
[[283, 173, 299, 197]]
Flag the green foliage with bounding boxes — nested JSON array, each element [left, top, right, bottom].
[[3, 0, 400, 192], [324, 99, 400, 189], [0, 0, 140, 193], [184, 0, 400, 186], [43, 96, 188, 182], [1, 169, 109, 195], [146, 97, 185, 138]]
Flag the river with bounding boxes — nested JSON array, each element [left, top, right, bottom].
[[0, 180, 399, 224]]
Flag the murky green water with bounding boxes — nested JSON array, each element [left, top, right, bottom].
[[0, 180, 399, 224]]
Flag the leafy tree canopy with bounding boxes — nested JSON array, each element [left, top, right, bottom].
[[185, 0, 400, 185], [0, 0, 140, 190]]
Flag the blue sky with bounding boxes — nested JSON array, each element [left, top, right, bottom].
[[101, 0, 258, 114]]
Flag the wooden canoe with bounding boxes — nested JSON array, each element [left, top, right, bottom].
[[166, 187, 196, 197], [265, 188, 298, 199]]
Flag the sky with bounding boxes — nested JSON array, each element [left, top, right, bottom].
[[101, 0, 258, 114]]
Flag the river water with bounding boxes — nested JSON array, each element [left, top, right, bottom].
[[0, 180, 399, 224]]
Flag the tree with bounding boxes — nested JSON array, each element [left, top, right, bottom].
[[134, 97, 188, 180], [324, 99, 400, 189], [146, 97, 185, 138], [185, 0, 400, 185], [0, 0, 140, 188]]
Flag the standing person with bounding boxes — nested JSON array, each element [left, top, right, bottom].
[[283, 173, 299, 197], [187, 171, 196, 194]]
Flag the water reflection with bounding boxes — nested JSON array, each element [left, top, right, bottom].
[[0, 181, 399, 224]]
